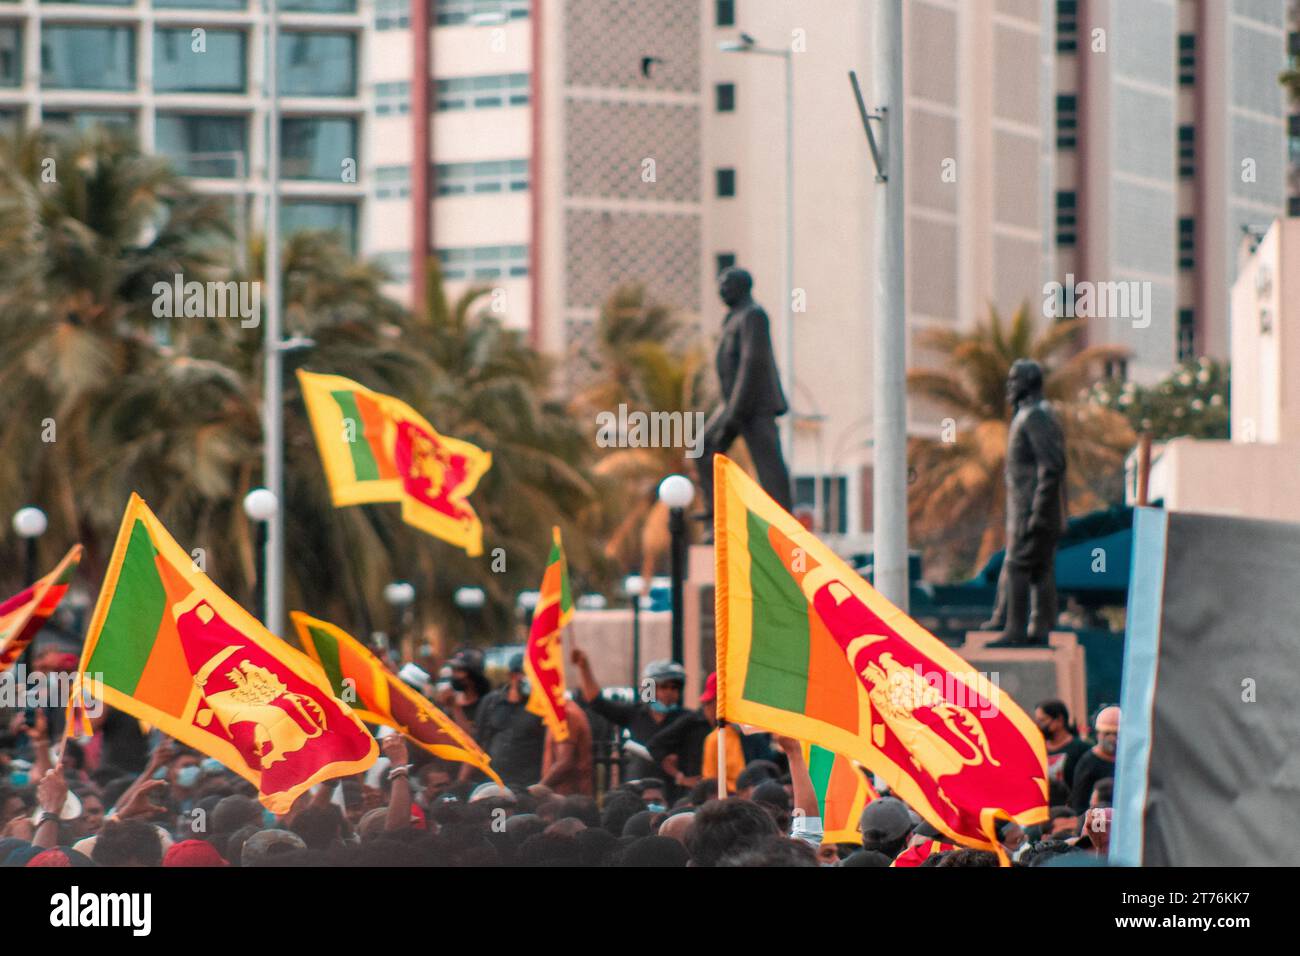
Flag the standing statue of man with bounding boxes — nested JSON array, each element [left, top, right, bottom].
[[983, 359, 1068, 648], [695, 267, 793, 539]]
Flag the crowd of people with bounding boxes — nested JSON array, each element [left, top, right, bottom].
[[0, 640, 1120, 867]]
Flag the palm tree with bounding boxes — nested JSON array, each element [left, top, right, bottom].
[[571, 284, 714, 585], [907, 305, 1135, 580]]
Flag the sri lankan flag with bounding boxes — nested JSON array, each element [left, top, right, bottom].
[[0, 546, 82, 673], [805, 743, 878, 845], [67, 495, 377, 813], [292, 611, 502, 785], [297, 370, 492, 556], [525, 527, 574, 741], [714, 455, 1047, 859]]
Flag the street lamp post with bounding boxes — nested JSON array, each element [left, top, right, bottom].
[[624, 574, 644, 691], [262, 0, 286, 639], [242, 489, 278, 624], [383, 580, 416, 660], [719, 32, 796, 459], [453, 586, 486, 645], [13, 507, 47, 585], [658, 475, 695, 667]]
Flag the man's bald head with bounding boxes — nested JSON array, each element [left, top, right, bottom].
[[1095, 707, 1121, 733], [659, 811, 695, 845]]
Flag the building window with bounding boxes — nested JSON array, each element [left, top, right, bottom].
[[1055, 190, 1077, 247], [41, 25, 135, 91], [153, 0, 246, 7], [1178, 124, 1195, 178], [716, 0, 735, 28], [434, 159, 528, 195], [1177, 309, 1195, 363], [716, 252, 737, 275], [279, 32, 358, 98], [1289, 194, 1300, 217], [41, 0, 131, 5], [1056, 0, 1078, 53], [154, 28, 246, 94], [794, 476, 849, 534], [1056, 93, 1077, 150], [1178, 216, 1195, 271], [375, 0, 410, 30], [155, 113, 248, 178], [1105, 358, 1128, 382], [716, 167, 737, 198], [0, 25, 21, 88], [44, 110, 135, 137], [435, 0, 530, 26], [435, 73, 529, 111], [0, 110, 22, 137], [1178, 33, 1196, 87], [374, 164, 410, 199], [375, 81, 410, 116], [715, 82, 736, 113], [280, 0, 357, 11], [437, 244, 528, 280], [281, 116, 357, 181], [282, 200, 358, 255], [371, 250, 412, 283]]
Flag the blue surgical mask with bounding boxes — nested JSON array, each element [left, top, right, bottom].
[[649, 701, 679, 715], [176, 765, 201, 788], [262, 808, 278, 828], [201, 757, 224, 775], [152, 767, 168, 780], [8, 771, 29, 787], [646, 802, 666, 813]]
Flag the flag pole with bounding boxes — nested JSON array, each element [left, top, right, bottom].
[[716, 720, 727, 800]]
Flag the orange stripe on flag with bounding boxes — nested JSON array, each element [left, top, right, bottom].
[[804, 606, 860, 734], [353, 392, 399, 480], [131, 554, 199, 718]]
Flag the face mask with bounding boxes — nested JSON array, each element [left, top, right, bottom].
[[262, 808, 278, 828], [517, 679, 531, 697], [152, 766, 169, 780], [1100, 738, 1116, 756], [649, 701, 679, 715], [201, 757, 224, 775], [9, 771, 29, 787], [646, 802, 666, 813], [450, 678, 467, 693], [176, 765, 201, 788]]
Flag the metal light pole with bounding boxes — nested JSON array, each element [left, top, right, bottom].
[[719, 34, 796, 460], [658, 475, 695, 666], [242, 489, 278, 624], [624, 574, 644, 691], [384, 580, 416, 661], [13, 507, 47, 585], [262, 0, 286, 636]]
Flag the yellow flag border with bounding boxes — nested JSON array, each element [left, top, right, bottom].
[[0, 544, 83, 673], [714, 454, 1048, 853], [71, 494, 378, 813], [296, 369, 404, 507]]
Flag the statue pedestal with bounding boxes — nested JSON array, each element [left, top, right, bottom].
[[960, 631, 1088, 730], [682, 544, 716, 708]]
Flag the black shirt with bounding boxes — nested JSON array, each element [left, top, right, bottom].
[[1046, 737, 1090, 790], [474, 687, 545, 786], [647, 710, 712, 779], [584, 695, 684, 779], [1069, 749, 1116, 813]]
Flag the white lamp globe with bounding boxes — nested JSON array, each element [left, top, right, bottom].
[[454, 586, 486, 610], [242, 488, 279, 522], [657, 474, 695, 509], [384, 581, 416, 608], [12, 507, 48, 539]]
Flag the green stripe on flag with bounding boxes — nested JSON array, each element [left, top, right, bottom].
[[808, 745, 835, 803], [331, 390, 381, 482], [308, 625, 347, 699], [741, 509, 810, 713], [88, 520, 166, 694]]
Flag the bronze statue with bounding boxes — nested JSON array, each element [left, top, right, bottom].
[[983, 359, 1067, 647], [695, 267, 793, 538]]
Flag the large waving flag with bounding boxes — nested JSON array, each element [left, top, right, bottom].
[[525, 527, 574, 741], [714, 455, 1047, 857], [805, 743, 878, 845], [292, 611, 502, 785], [0, 545, 82, 673], [67, 495, 377, 813], [297, 370, 492, 556]]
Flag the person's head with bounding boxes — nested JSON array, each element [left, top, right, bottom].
[[858, 797, 914, 859], [447, 648, 489, 699], [1094, 706, 1120, 756], [643, 660, 685, 710], [1035, 699, 1075, 740], [751, 780, 792, 833], [998, 820, 1026, 852], [92, 819, 164, 867], [1090, 778, 1114, 809], [635, 779, 667, 809], [77, 792, 105, 836], [735, 761, 780, 800], [163, 839, 228, 867], [658, 810, 695, 846], [1006, 359, 1045, 408], [289, 805, 346, 851], [618, 835, 689, 867], [1048, 805, 1079, 837], [718, 266, 754, 307], [717, 836, 818, 868], [838, 849, 893, 868], [936, 848, 1000, 867], [686, 797, 780, 867], [418, 764, 453, 800], [168, 751, 202, 791], [241, 829, 306, 867], [599, 791, 644, 836], [506, 653, 527, 694], [558, 795, 599, 828]]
